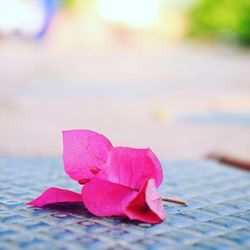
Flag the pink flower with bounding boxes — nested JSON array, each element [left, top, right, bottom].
[[28, 130, 166, 224]]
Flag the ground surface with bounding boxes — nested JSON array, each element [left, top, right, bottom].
[[1, 157, 250, 250]]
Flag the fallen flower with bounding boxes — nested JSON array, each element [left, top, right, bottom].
[[28, 130, 185, 224]]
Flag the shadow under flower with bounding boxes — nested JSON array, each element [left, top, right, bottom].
[[28, 202, 154, 227]]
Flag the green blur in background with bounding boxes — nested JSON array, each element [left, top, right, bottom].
[[188, 0, 250, 46]]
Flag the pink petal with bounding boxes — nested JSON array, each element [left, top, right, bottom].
[[123, 179, 166, 224], [82, 179, 137, 216], [27, 187, 82, 207], [63, 130, 113, 181], [99, 147, 163, 190]]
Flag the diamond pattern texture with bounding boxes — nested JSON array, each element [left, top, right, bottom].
[[0, 157, 250, 250]]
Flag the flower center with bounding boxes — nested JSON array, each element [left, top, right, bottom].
[[78, 167, 101, 185], [78, 179, 89, 185], [90, 167, 101, 175]]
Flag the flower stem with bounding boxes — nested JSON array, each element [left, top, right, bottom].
[[161, 197, 187, 206]]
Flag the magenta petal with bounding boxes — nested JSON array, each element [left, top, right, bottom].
[[99, 147, 163, 189], [123, 179, 166, 224], [82, 179, 137, 217], [27, 187, 82, 207], [63, 130, 113, 181]]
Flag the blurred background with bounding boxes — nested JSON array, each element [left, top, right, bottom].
[[0, 0, 250, 160]]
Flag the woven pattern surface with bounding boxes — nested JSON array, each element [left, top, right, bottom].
[[0, 157, 250, 250]]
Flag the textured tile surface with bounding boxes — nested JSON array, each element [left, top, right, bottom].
[[0, 157, 250, 250]]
